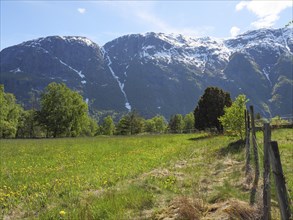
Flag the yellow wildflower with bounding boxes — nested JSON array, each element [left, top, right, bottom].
[[59, 210, 66, 216]]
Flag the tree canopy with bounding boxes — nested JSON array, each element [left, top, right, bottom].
[[183, 112, 195, 133], [169, 114, 184, 133], [145, 115, 167, 133], [37, 82, 90, 137], [101, 115, 115, 135], [194, 87, 232, 132], [0, 83, 245, 138], [0, 85, 22, 138], [16, 109, 39, 138], [219, 94, 248, 139], [116, 110, 144, 135]]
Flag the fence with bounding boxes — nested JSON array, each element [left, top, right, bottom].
[[245, 105, 292, 220]]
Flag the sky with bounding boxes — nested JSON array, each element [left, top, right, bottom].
[[1, 0, 292, 50]]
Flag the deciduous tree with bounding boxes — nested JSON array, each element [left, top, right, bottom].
[[183, 112, 195, 133], [16, 109, 39, 138], [219, 94, 248, 139], [145, 115, 167, 133], [102, 115, 115, 135], [153, 115, 167, 133], [37, 82, 89, 137], [0, 85, 22, 138]]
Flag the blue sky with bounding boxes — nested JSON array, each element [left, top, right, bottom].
[[1, 1, 292, 50]]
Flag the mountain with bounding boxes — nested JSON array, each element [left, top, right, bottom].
[[0, 36, 125, 112], [1, 28, 292, 119]]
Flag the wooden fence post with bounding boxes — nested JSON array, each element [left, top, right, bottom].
[[270, 141, 291, 220], [250, 105, 260, 205], [245, 109, 251, 176], [263, 123, 271, 220], [244, 109, 247, 138]]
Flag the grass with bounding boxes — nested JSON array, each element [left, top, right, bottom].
[[255, 129, 293, 186], [0, 129, 292, 219], [256, 128, 293, 215]]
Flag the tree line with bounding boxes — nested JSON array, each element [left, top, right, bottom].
[[1, 83, 249, 139]]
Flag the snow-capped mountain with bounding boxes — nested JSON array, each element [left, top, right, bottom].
[[1, 28, 292, 118]]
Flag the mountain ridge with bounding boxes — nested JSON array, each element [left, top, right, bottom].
[[1, 27, 292, 118]]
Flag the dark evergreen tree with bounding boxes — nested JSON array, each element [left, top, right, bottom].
[[194, 87, 232, 132], [116, 115, 131, 135], [129, 111, 144, 134], [116, 110, 144, 135]]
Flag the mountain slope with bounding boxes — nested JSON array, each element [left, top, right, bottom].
[[101, 28, 292, 117], [0, 36, 126, 111], [1, 28, 292, 118]]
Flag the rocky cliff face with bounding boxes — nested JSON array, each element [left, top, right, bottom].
[[1, 28, 292, 118]]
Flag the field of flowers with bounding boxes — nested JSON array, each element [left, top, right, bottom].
[[0, 129, 292, 219]]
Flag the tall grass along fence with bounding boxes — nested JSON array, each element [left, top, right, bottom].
[[245, 105, 292, 220]]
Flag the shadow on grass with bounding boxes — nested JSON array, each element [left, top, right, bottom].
[[188, 134, 214, 141], [218, 139, 245, 156]]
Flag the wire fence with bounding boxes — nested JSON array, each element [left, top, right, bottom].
[[245, 106, 292, 219]]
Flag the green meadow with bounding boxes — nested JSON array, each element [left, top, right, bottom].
[[1, 129, 292, 219]]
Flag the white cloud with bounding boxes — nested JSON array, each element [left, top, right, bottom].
[[251, 14, 280, 28], [236, 0, 292, 28], [77, 8, 86, 14], [235, 1, 247, 11], [230, 26, 241, 37]]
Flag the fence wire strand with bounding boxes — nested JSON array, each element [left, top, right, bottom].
[[249, 119, 292, 218]]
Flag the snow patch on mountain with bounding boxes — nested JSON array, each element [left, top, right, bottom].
[[59, 60, 85, 78], [20, 36, 98, 49], [10, 67, 22, 73], [225, 28, 293, 55], [281, 29, 293, 55], [101, 47, 132, 111], [18, 36, 92, 80], [60, 36, 97, 47], [262, 68, 272, 86], [138, 32, 231, 70]]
